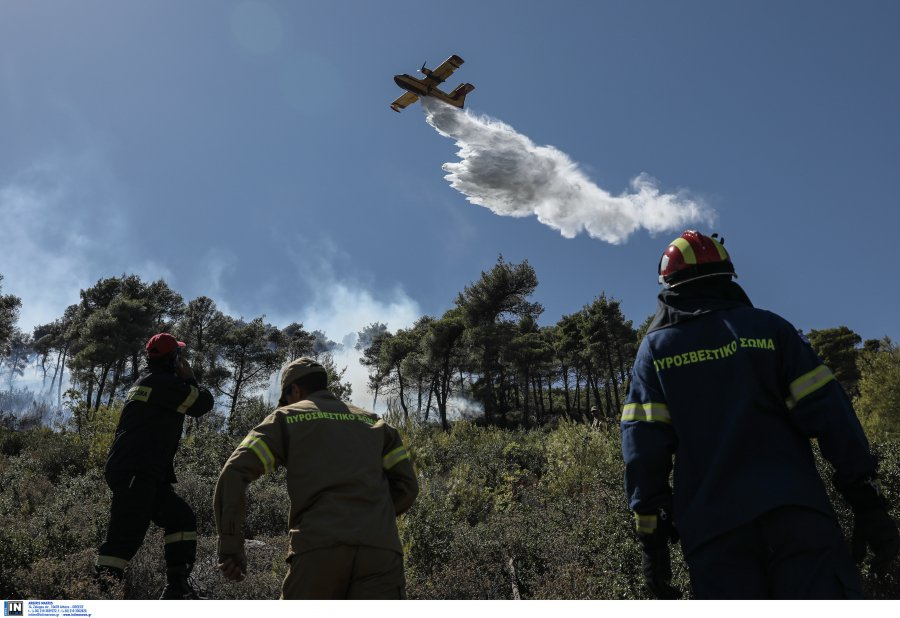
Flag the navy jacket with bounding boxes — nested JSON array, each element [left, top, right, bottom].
[[105, 366, 214, 485], [621, 280, 874, 553]]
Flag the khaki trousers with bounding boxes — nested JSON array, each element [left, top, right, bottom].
[[281, 545, 406, 600]]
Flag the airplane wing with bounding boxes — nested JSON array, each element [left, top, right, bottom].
[[390, 91, 419, 112], [422, 54, 464, 86]]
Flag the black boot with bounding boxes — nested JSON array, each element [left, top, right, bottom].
[[159, 563, 205, 600], [94, 565, 124, 597]]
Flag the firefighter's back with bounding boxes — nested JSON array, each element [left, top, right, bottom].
[[644, 305, 834, 551], [279, 390, 402, 557]]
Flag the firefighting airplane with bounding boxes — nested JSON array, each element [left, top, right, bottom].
[[390, 54, 475, 112]]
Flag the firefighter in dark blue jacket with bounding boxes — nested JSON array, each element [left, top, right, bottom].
[[96, 333, 214, 599], [621, 230, 899, 599]]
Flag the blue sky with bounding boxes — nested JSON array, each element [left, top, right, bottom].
[[2, 1, 898, 402]]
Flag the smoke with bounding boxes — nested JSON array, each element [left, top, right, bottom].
[[0, 152, 162, 331], [265, 243, 423, 411], [422, 98, 713, 243], [293, 281, 421, 410]]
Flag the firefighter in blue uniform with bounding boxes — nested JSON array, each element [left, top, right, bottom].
[[621, 230, 899, 599], [96, 333, 214, 599]]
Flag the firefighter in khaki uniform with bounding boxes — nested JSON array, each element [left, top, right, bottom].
[[215, 357, 419, 599]]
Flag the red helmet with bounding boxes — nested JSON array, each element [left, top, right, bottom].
[[146, 333, 185, 358], [658, 230, 736, 287]]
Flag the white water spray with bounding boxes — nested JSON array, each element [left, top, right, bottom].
[[422, 98, 713, 244]]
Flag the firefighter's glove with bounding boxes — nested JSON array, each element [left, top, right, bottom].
[[635, 507, 682, 600], [217, 535, 247, 582], [175, 356, 196, 382], [841, 476, 900, 576], [218, 553, 247, 582]]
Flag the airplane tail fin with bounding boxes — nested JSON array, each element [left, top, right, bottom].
[[448, 83, 475, 107]]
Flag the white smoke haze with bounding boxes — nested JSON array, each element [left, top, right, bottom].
[[267, 243, 423, 410], [0, 153, 132, 331], [422, 98, 714, 243], [261, 283, 420, 411], [0, 153, 172, 400], [1, 153, 419, 414], [295, 281, 421, 410]]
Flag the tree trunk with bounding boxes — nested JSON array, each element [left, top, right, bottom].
[[437, 398, 448, 430], [573, 368, 581, 414], [396, 363, 409, 420], [48, 349, 63, 399], [85, 369, 95, 412], [5, 344, 22, 391], [493, 363, 504, 424], [228, 355, 247, 420], [604, 344, 621, 411], [590, 373, 603, 410], [39, 354, 49, 387], [522, 373, 530, 430], [483, 360, 495, 424], [194, 325, 206, 382], [535, 374, 546, 421], [424, 375, 436, 423], [547, 373, 554, 417], [615, 339, 629, 385], [584, 368, 592, 414], [604, 383, 614, 424], [58, 348, 68, 406], [107, 359, 124, 407], [94, 363, 112, 411], [416, 376, 423, 418], [436, 358, 451, 431]]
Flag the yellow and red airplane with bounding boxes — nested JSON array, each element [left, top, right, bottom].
[[391, 54, 475, 113]]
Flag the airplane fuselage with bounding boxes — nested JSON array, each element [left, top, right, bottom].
[[393, 74, 465, 108], [390, 54, 473, 112], [394, 74, 431, 97]]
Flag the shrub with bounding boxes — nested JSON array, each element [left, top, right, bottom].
[[244, 470, 290, 538], [1, 417, 897, 599]]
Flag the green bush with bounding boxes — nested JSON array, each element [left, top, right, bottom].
[[0, 426, 25, 457], [1, 418, 898, 599], [817, 439, 900, 599], [244, 470, 290, 538], [398, 419, 661, 599]]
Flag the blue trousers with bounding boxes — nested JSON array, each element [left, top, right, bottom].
[[684, 506, 863, 599]]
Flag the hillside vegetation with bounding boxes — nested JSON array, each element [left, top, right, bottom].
[[0, 414, 898, 599], [1, 266, 898, 598]]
